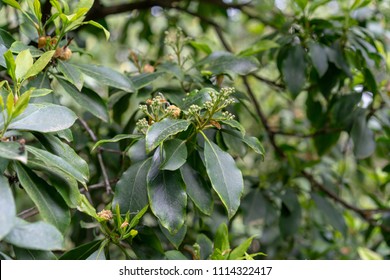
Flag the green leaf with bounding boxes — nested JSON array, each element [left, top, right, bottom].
[[228, 236, 254, 260], [181, 163, 213, 215], [112, 158, 152, 214], [158, 61, 185, 80], [145, 119, 190, 153], [77, 195, 98, 219], [73, 63, 136, 92], [198, 51, 260, 76], [2, 0, 21, 10], [189, 41, 212, 54], [182, 88, 214, 109], [6, 91, 14, 117], [0, 28, 15, 48], [32, 0, 42, 22], [279, 189, 301, 237], [92, 134, 142, 151], [214, 223, 230, 252], [15, 49, 33, 80], [35, 133, 89, 181], [221, 119, 246, 136], [160, 223, 187, 249], [313, 132, 340, 156], [30, 88, 52, 98], [4, 49, 16, 81], [83, 20, 110, 40], [6, 103, 77, 133], [13, 247, 57, 260], [4, 218, 64, 251], [161, 139, 187, 171], [56, 78, 109, 122], [357, 247, 382, 260], [242, 135, 265, 156], [128, 205, 149, 229], [9, 41, 42, 57], [15, 163, 70, 233], [147, 149, 187, 234], [60, 239, 104, 260], [295, 0, 308, 10], [309, 42, 328, 77], [312, 193, 347, 236], [0, 141, 27, 163], [24, 50, 55, 80], [238, 40, 279, 57], [56, 60, 84, 91], [26, 145, 88, 184], [203, 136, 244, 218], [12, 89, 31, 118], [351, 109, 375, 159], [0, 175, 16, 239], [131, 72, 162, 89], [196, 234, 213, 260], [281, 44, 307, 98], [165, 250, 188, 260]]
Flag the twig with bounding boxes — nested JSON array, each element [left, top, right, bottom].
[[78, 118, 112, 194], [81, 179, 119, 193], [18, 207, 39, 219], [242, 76, 286, 158]]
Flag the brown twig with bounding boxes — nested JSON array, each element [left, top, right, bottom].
[[18, 207, 39, 219], [78, 118, 112, 194]]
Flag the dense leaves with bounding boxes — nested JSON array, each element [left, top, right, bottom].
[[1, 0, 390, 261]]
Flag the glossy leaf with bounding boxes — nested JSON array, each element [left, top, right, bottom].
[[113, 158, 152, 214], [281, 44, 306, 98], [73, 63, 136, 92], [4, 49, 16, 81], [161, 139, 187, 171], [145, 118, 190, 153], [2, 0, 21, 10], [0, 141, 27, 163], [24, 50, 55, 80], [0, 175, 16, 239], [203, 136, 244, 218], [160, 223, 187, 249], [26, 145, 88, 184], [181, 163, 213, 215], [15, 49, 33, 80], [6, 104, 77, 133], [56, 60, 84, 91], [147, 149, 187, 234], [4, 218, 64, 251], [13, 247, 57, 260], [60, 239, 104, 260], [57, 78, 109, 122], [35, 133, 89, 181], [131, 72, 162, 89], [15, 163, 70, 233], [92, 134, 142, 151]]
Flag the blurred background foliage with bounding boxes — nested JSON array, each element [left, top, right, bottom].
[[1, 0, 390, 260]]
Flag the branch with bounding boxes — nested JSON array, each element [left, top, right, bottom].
[[242, 76, 286, 158], [242, 76, 390, 233], [78, 118, 112, 194]]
